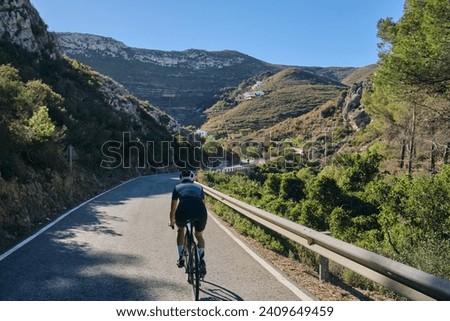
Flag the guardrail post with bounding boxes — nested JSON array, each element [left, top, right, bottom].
[[319, 255, 329, 282]]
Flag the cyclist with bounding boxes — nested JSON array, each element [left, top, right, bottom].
[[169, 170, 207, 276]]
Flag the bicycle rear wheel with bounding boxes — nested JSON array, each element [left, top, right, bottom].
[[189, 241, 200, 301]]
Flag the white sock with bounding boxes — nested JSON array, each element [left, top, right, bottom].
[[177, 245, 184, 257]]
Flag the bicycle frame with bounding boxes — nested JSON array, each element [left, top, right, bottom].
[[183, 220, 200, 301]]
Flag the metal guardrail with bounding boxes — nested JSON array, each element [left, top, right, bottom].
[[199, 182, 450, 301], [211, 165, 255, 174]]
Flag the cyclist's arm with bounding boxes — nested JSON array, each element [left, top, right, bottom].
[[170, 187, 179, 227], [169, 199, 177, 226]]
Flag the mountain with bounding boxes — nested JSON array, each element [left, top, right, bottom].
[[0, 0, 180, 252], [55, 32, 362, 127], [56, 32, 283, 126], [201, 67, 348, 135]]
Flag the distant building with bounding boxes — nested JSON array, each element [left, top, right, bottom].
[[252, 81, 264, 89], [243, 92, 253, 100], [242, 90, 265, 100], [195, 129, 208, 138]]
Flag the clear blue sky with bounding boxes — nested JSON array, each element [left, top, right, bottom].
[[30, 0, 404, 67]]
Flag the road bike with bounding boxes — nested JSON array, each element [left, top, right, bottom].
[[170, 219, 202, 300], [183, 219, 201, 300]]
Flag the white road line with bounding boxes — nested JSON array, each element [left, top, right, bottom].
[[0, 177, 143, 262], [2, 173, 313, 301], [208, 212, 314, 301]]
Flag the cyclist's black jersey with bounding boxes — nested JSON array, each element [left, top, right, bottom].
[[172, 181, 207, 231], [172, 182, 205, 202]]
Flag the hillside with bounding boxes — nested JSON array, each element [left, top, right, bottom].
[[0, 0, 179, 252], [248, 81, 372, 167], [341, 64, 377, 85], [201, 67, 348, 135], [56, 32, 283, 126]]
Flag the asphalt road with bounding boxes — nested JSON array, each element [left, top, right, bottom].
[[0, 173, 310, 301]]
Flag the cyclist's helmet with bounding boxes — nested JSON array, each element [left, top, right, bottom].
[[179, 170, 195, 182]]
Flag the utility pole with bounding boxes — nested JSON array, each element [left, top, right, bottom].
[[68, 144, 73, 172]]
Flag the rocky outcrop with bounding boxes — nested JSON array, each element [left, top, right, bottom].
[[0, 0, 60, 58], [338, 82, 371, 130]]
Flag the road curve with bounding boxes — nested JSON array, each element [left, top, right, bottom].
[[0, 173, 310, 301]]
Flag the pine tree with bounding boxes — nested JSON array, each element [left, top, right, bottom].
[[364, 0, 450, 172]]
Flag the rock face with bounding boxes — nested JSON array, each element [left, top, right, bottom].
[[0, 0, 60, 58], [57, 32, 248, 69], [339, 82, 371, 130]]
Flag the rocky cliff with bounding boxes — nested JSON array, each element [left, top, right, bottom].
[[57, 32, 249, 69], [338, 82, 371, 131], [0, 0, 59, 58]]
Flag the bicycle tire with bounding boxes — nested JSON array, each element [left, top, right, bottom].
[[185, 235, 194, 285], [184, 221, 200, 301], [191, 241, 200, 301]]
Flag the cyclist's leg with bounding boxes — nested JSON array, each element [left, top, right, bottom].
[[194, 203, 208, 276], [175, 208, 187, 267], [177, 227, 185, 246], [177, 226, 185, 255], [194, 207, 207, 251], [175, 207, 187, 248], [194, 230, 205, 248]]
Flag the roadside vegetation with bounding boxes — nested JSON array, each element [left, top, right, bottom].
[[198, 0, 450, 292], [199, 156, 450, 290]]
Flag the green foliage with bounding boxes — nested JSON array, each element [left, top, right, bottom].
[[364, 0, 450, 173], [298, 199, 327, 231], [329, 207, 353, 240], [279, 173, 305, 202], [377, 0, 450, 92], [25, 106, 55, 142], [306, 173, 343, 211], [0, 64, 63, 179], [199, 154, 450, 282], [335, 150, 383, 192], [377, 166, 450, 258], [398, 236, 450, 278], [263, 174, 282, 197]]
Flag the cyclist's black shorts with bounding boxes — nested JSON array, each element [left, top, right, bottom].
[[175, 198, 207, 232]]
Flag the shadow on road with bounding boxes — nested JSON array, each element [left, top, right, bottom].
[[0, 174, 185, 300], [199, 280, 243, 301]]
